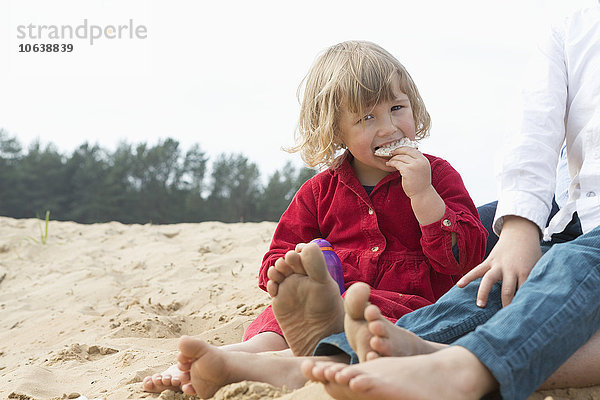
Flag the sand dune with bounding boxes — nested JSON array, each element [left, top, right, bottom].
[[0, 217, 597, 400]]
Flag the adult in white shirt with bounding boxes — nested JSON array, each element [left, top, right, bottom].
[[477, 143, 566, 259], [304, 4, 600, 400]]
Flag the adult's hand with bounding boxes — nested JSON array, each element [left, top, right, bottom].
[[456, 215, 542, 307]]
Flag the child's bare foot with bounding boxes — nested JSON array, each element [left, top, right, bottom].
[[269, 242, 345, 356], [176, 335, 308, 397], [344, 282, 443, 361], [141, 331, 288, 393], [142, 364, 182, 393], [301, 346, 498, 400]]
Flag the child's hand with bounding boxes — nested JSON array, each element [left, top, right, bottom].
[[388, 147, 446, 226], [386, 147, 432, 198], [457, 216, 542, 307]]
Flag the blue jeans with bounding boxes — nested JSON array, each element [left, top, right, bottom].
[[315, 216, 600, 400]]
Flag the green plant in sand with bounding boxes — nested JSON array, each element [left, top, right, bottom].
[[26, 210, 51, 245], [38, 210, 50, 244]]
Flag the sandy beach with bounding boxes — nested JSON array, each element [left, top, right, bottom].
[[0, 216, 598, 400]]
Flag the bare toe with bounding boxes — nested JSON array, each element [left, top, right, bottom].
[[142, 376, 157, 392], [300, 360, 321, 382], [142, 365, 183, 393], [334, 365, 363, 386], [274, 257, 295, 277], [344, 282, 376, 362], [301, 360, 333, 383], [369, 333, 392, 357], [181, 382, 196, 395], [344, 283, 371, 319], [365, 350, 380, 361], [323, 362, 347, 382], [267, 265, 285, 283], [364, 303, 383, 322], [346, 372, 376, 393], [367, 319, 393, 356], [283, 248, 308, 275], [160, 374, 173, 387], [295, 242, 329, 281]]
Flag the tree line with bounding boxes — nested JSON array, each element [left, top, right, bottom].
[[0, 130, 316, 224]]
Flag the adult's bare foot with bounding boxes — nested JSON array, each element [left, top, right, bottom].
[[302, 346, 498, 400], [344, 282, 444, 361], [343, 282, 378, 362], [269, 242, 345, 356], [366, 304, 444, 358], [176, 335, 308, 397], [142, 364, 182, 393]]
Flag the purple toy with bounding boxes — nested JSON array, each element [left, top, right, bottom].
[[310, 238, 345, 294]]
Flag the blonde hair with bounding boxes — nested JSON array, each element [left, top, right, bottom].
[[290, 40, 431, 169]]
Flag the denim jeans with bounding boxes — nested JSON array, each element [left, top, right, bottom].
[[314, 215, 600, 400]]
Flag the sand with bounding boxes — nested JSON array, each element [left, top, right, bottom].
[[0, 216, 598, 400]]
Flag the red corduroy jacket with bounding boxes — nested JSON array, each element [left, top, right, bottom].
[[243, 153, 487, 340]]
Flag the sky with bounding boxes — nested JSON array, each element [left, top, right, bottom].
[[0, 0, 595, 206]]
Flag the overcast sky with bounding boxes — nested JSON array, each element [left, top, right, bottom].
[[1, 0, 595, 206]]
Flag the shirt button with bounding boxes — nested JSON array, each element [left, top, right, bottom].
[[368, 208, 374, 215], [371, 246, 379, 252], [442, 219, 452, 227], [586, 191, 596, 197]]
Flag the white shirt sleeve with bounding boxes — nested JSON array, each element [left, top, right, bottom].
[[493, 20, 568, 235]]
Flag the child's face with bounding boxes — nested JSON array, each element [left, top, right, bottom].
[[337, 78, 416, 184]]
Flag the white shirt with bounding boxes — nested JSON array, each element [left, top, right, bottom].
[[494, 4, 600, 241], [554, 144, 570, 209]]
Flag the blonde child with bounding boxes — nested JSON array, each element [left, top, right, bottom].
[[302, 5, 600, 399], [144, 40, 487, 394]]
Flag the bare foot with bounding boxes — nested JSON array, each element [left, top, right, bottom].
[[366, 305, 445, 358], [141, 331, 289, 393], [142, 364, 183, 393], [176, 335, 308, 397], [344, 282, 444, 361], [269, 242, 345, 356], [343, 282, 377, 362], [302, 346, 498, 400]]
